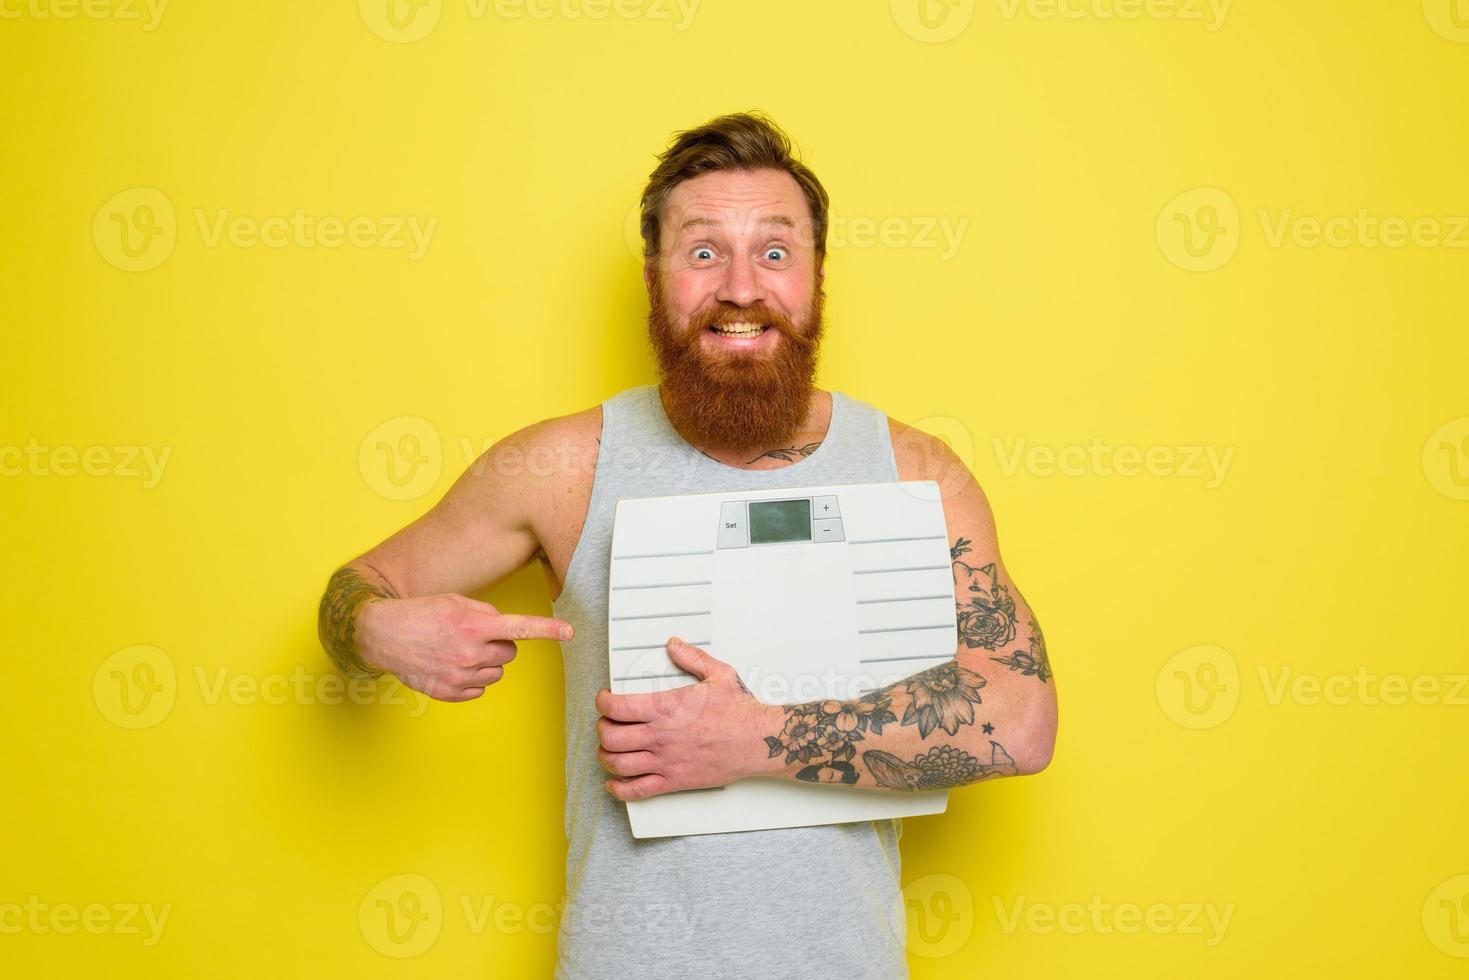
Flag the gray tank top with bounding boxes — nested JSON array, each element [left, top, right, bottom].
[[551, 383, 911, 979]]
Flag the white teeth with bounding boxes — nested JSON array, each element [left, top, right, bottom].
[[712, 321, 766, 337]]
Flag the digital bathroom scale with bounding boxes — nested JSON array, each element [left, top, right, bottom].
[[607, 480, 958, 838]]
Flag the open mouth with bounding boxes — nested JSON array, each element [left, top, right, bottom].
[[708, 321, 770, 338]]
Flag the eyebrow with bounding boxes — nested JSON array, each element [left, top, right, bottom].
[[677, 215, 797, 233]]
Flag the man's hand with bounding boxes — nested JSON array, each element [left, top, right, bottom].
[[595, 638, 771, 801], [358, 592, 574, 703]]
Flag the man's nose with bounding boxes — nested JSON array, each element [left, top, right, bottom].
[[715, 252, 762, 308]]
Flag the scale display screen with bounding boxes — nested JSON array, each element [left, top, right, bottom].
[[747, 498, 812, 544]]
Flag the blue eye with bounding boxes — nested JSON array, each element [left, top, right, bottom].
[[765, 247, 788, 262], [692, 247, 715, 261]]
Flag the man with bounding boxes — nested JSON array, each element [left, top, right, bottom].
[[318, 111, 1058, 978]]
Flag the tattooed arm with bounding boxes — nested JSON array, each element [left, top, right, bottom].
[[752, 624, 1047, 791], [317, 562, 398, 679], [750, 424, 1056, 791]]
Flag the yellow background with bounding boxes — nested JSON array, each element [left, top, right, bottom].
[[4, 0, 1467, 975]]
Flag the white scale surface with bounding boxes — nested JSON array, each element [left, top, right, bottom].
[[607, 480, 957, 838]]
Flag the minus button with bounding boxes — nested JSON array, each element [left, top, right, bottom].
[[813, 517, 844, 542]]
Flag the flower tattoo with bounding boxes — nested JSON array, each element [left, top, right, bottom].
[[900, 660, 987, 738], [951, 537, 1018, 651], [765, 693, 898, 784]]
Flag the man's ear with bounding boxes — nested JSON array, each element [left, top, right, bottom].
[[643, 260, 657, 296], [816, 260, 825, 284]]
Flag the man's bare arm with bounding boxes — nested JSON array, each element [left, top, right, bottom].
[[315, 413, 593, 697], [752, 584, 1051, 790]]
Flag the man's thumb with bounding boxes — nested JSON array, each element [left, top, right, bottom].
[[666, 636, 716, 679]]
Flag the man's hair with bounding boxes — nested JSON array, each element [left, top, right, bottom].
[[639, 110, 830, 263]]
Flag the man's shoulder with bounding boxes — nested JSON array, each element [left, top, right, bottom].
[[511, 383, 660, 450], [496, 402, 604, 473], [488, 383, 668, 476], [882, 409, 977, 499], [523, 402, 604, 442], [882, 410, 942, 471]]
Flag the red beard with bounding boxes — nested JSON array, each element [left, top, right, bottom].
[[646, 275, 826, 455]]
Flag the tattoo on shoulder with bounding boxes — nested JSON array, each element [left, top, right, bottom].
[[951, 537, 1018, 651]]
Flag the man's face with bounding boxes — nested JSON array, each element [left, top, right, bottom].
[[645, 167, 826, 454]]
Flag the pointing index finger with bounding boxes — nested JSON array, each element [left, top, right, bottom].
[[490, 613, 575, 642]]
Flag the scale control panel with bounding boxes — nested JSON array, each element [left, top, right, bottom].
[[716, 494, 845, 548]]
